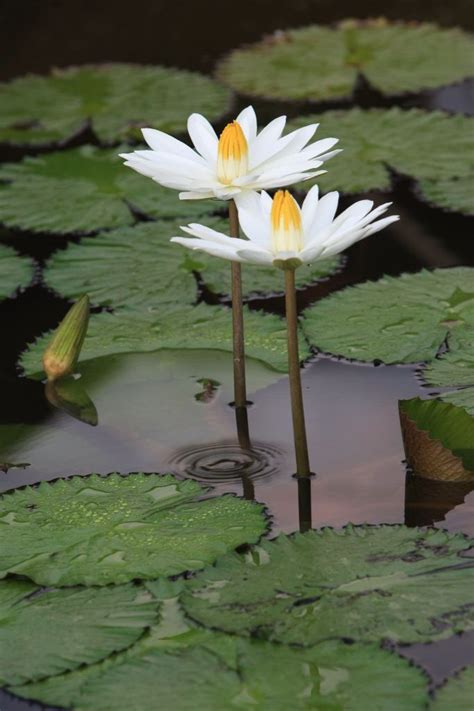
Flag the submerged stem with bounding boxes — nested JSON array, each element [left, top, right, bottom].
[[284, 268, 311, 477], [229, 200, 247, 410]]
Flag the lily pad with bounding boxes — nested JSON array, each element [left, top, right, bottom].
[[431, 666, 474, 710], [0, 244, 34, 301], [0, 577, 158, 686], [302, 267, 474, 364], [0, 145, 217, 234], [423, 320, 474, 415], [183, 247, 341, 299], [0, 63, 231, 146], [0, 472, 267, 586], [287, 108, 474, 213], [399, 398, 474, 481], [217, 21, 474, 102], [418, 176, 474, 216], [182, 525, 474, 645], [13, 579, 428, 711], [21, 302, 305, 377]]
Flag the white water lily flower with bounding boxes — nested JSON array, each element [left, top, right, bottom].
[[171, 186, 399, 269], [119, 106, 340, 200]]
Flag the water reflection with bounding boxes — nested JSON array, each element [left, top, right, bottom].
[[404, 472, 474, 528], [45, 377, 98, 426], [297, 475, 313, 532]]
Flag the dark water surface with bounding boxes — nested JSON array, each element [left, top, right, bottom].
[[1, 1, 474, 709]]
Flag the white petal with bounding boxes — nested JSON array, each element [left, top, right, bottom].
[[248, 115, 287, 169], [298, 240, 326, 263], [252, 124, 318, 170], [236, 248, 274, 266], [187, 113, 218, 164], [179, 190, 215, 200], [235, 192, 271, 247], [299, 137, 339, 160], [332, 200, 374, 231], [171, 237, 243, 262], [301, 183, 320, 234], [306, 191, 339, 239], [141, 128, 207, 165], [236, 106, 257, 142], [363, 215, 399, 236], [181, 223, 245, 249]]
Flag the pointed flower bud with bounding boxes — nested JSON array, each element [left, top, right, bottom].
[[42, 295, 89, 381]]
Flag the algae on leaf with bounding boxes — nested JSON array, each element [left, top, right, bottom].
[[0, 63, 231, 146], [182, 525, 474, 645], [0, 145, 217, 234], [0, 472, 267, 586], [21, 302, 305, 377], [217, 21, 474, 102], [302, 267, 474, 364], [0, 244, 34, 301], [0, 578, 158, 687], [14, 580, 428, 711]]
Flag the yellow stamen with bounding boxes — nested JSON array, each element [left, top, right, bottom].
[[217, 121, 248, 184], [271, 190, 303, 253]]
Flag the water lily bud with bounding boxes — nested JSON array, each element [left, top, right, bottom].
[[42, 295, 89, 381]]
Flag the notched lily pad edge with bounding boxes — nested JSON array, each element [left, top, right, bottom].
[[0, 470, 273, 566], [181, 523, 474, 642]]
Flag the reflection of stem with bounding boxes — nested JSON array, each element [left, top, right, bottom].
[[235, 405, 251, 450], [297, 476, 312, 532], [284, 268, 311, 477], [229, 200, 247, 409]]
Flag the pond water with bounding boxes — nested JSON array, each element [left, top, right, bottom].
[[1, 3, 474, 709]]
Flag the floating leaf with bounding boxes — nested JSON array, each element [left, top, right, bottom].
[[399, 398, 474, 482], [431, 666, 474, 710], [0, 63, 231, 146], [0, 244, 34, 301], [182, 246, 341, 299], [0, 577, 158, 686], [0, 472, 267, 586], [14, 579, 428, 711], [21, 302, 305, 377], [423, 321, 474, 415], [417, 176, 474, 216], [217, 21, 474, 101], [288, 108, 474, 213], [0, 145, 217, 234], [302, 268, 474, 364], [182, 525, 474, 645]]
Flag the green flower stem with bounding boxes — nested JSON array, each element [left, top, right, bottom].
[[284, 268, 311, 477], [229, 199, 247, 410]]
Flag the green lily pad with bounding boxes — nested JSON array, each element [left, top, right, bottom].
[[0, 63, 231, 146], [13, 579, 428, 711], [418, 176, 474, 216], [21, 301, 305, 377], [0, 145, 218, 234], [0, 244, 34, 300], [288, 108, 474, 214], [302, 267, 474, 364], [182, 525, 474, 645], [0, 472, 267, 586], [0, 577, 158, 686], [423, 320, 474, 415], [217, 21, 474, 102], [399, 398, 474, 480], [182, 247, 341, 299], [431, 666, 474, 710]]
